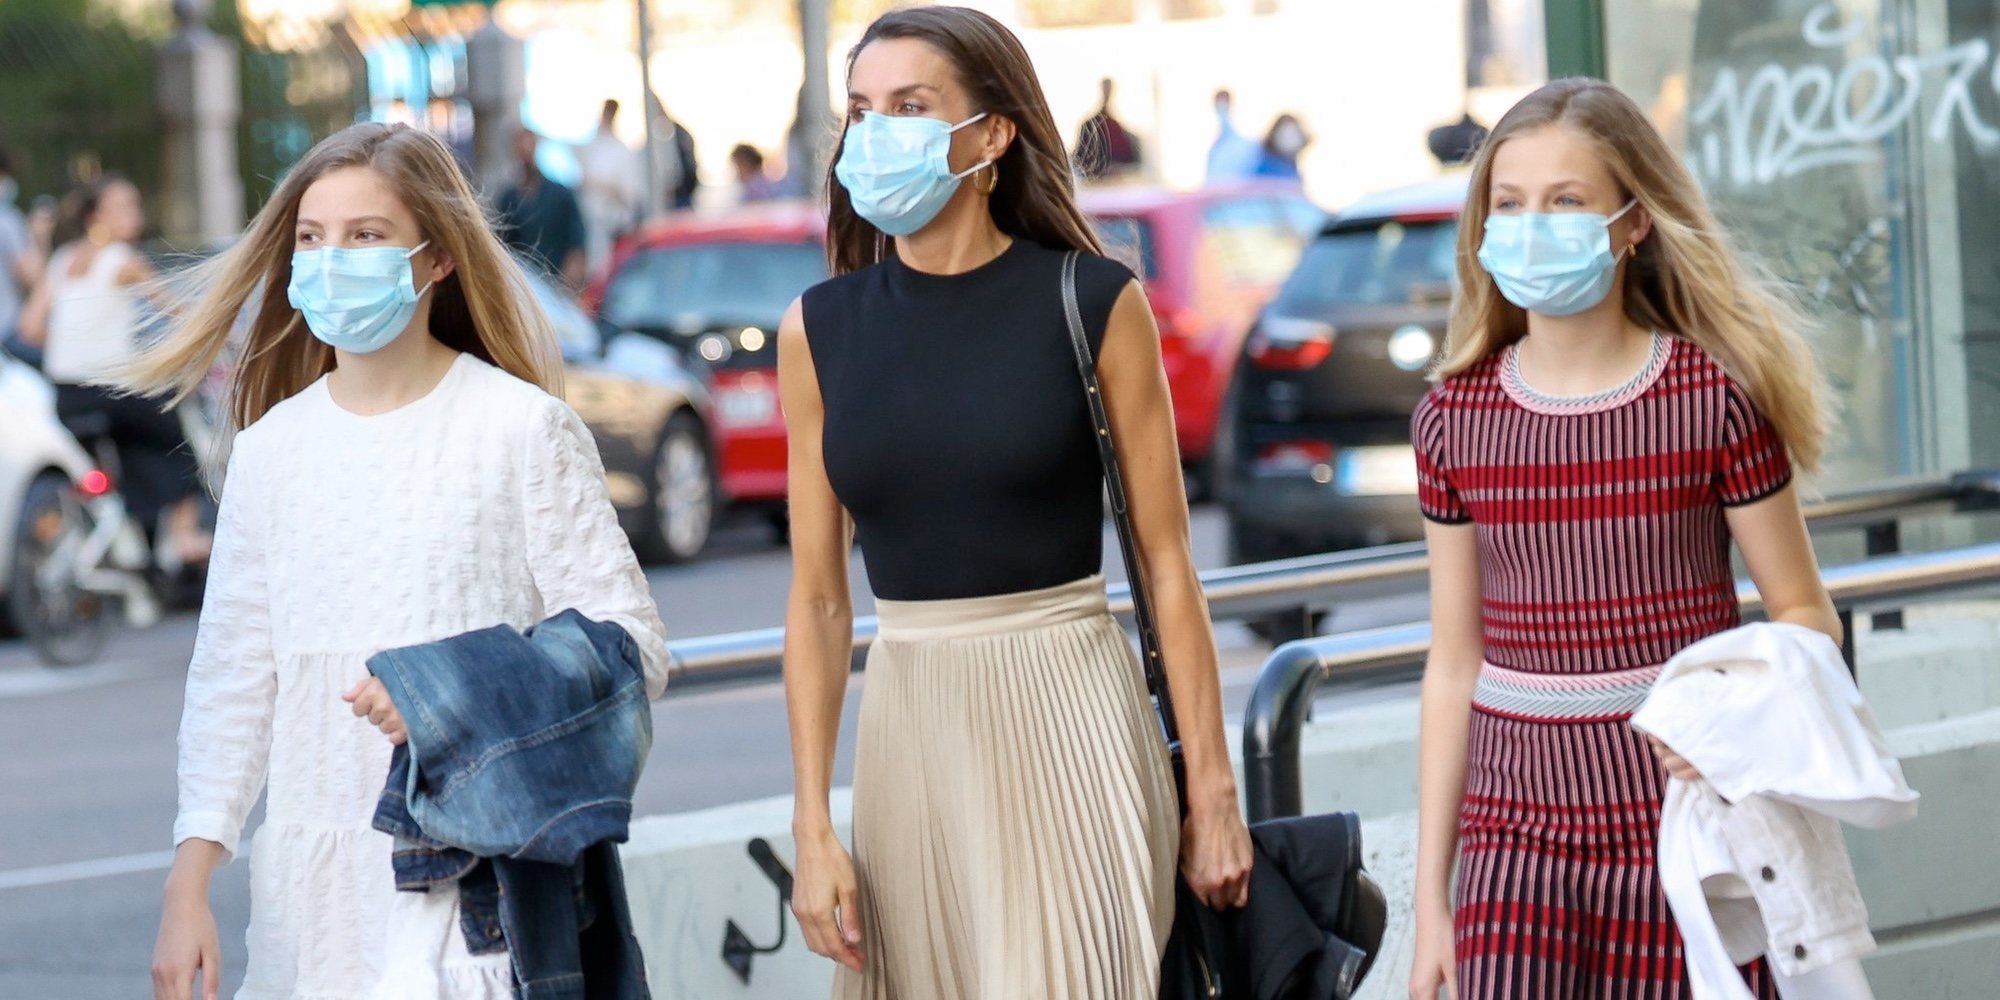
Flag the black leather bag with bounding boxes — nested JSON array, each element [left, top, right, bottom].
[[1060, 252, 1386, 999]]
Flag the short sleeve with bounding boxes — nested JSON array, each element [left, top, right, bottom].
[[1074, 251, 1137, 363], [1412, 389, 1470, 524], [1717, 379, 1793, 506], [522, 397, 674, 697]]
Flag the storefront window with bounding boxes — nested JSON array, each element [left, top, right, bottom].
[[1606, 0, 2000, 489]]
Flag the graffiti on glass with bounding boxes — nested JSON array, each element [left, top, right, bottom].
[[1691, 2, 2000, 186]]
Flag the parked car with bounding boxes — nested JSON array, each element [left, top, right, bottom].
[[0, 342, 95, 637], [587, 202, 827, 539], [1079, 183, 1323, 499], [1224, 174, 1467, 567], [532, 268, 719, 565]]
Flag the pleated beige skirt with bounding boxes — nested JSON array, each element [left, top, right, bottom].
[[834, 574, 1180, 1000]]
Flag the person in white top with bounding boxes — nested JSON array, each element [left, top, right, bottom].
[[17, 174, 210, 566], [575, 99, 645, 279], [124, 122, 671, 1000]]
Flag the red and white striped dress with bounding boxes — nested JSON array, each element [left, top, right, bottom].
[[1413, 333, 1790, 998]]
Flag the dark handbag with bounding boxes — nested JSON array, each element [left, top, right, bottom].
[[1060, 252, 1386, 999]]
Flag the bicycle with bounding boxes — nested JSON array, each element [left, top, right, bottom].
[[20, 391, 220, 667]]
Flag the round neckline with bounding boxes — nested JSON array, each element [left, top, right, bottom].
[[317, 352, 471, 423], [1501, 332, 1672, 416], [884, 237, 1025, 290]]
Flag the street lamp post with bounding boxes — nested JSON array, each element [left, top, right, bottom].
[[465, 13, 524, 198], [787, 0, 834, 199], [157, 0, 245, 248]]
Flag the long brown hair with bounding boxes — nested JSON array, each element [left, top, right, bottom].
[[1439, 78, 1832, 473], [117, 122, 562, 432], [823, 5, 1102, 276]]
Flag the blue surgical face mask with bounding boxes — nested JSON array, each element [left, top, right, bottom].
[[287, 240, 434, 354], [1477, 200, 1638, 317], [834, 111, 991, 237]]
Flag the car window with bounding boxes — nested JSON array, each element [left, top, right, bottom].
[[1269, 218, 1459, 311], [1201, 196, 1318, 287], [1090, 215, 1157, 280], [523, 269, 602, 361], [602, 242, 826, 331]]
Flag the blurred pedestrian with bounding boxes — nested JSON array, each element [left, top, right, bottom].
[[1074, 76, 1142, 180], [648, 96, 701, 211], [495, 128, 587, 288], [16, 174, 208, 567], [786, 7, 1250, 995], [426, 96, 477, 173], [1251, 112, 1310, 182], [0, 144, 48, 359], [1204, 89, 1259, 184], [576, 99, 644, 275], [731, 143, 783, 203], [1407, 78, 1837, 1000], [1427, 110, 1490, 167], [128, 121, 669, 1000]]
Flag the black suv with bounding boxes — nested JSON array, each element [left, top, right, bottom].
[[1224, 175, 1468, 565]]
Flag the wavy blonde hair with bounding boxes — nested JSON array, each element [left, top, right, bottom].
[[1439, 78, 1831, 473], [118, 122, 562, 432]]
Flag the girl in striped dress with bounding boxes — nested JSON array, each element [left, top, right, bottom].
[[1406, 79, 1843, 999]]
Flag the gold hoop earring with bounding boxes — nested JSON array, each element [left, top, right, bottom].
[[978, 164, 1000, 196]]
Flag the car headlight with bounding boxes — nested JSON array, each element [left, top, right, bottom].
[[1387, 325, 1434, 371]]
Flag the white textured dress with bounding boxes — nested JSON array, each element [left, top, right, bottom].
[[173, 354, 671, 1000]]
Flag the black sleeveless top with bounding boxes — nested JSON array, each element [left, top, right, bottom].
[[800, 239, 1136, 601]]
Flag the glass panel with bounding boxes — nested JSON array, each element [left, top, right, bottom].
[[1269, 220, 1459, 312], [601, 242, 827, 331], [1092, 215, 1159, 280], [1605, 0, 2000, 490], [1201, 196, 1321, 287]]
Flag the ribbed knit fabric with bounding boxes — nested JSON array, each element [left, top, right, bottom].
[[836, 575, 1179, 1000], [173, 354, 671, 1000], [1413, 335, 1791, 998]]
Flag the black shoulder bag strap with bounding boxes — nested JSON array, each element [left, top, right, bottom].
[[1060, 250, 1185, 789]]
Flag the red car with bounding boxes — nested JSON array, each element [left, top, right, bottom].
[[587, 203, 827, 537], [587, 186, 1319, 536], [1079, 183, 1323, 496]]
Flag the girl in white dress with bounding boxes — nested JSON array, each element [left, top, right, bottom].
[[132, 123, 671, 1000]]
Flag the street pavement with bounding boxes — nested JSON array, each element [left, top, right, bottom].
[[0, 507, 1427, 998]]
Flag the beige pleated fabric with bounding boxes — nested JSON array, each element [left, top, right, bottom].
[[834, 574, 1180, 1000]]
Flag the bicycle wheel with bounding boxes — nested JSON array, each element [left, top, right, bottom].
[[15, 476, 110, 667]]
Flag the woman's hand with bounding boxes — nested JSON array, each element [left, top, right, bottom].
[[1646, 735, 1702, 782], [791, 827, 866, 973], [342, 677, 406, 745], [1179, 780, 1252, 910], [154, 865, 222, 1000], [1407, 897, 1458, 999]]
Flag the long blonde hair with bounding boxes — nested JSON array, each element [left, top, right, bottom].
[[1439, 78, 1831, 473], [119, 122, 562, 432]]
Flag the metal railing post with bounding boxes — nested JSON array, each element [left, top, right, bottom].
[[1865, 521, 1904, 631], [1242, 641, 1325, 822]]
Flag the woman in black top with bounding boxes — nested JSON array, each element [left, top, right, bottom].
[[781, 7, 1252, 997]]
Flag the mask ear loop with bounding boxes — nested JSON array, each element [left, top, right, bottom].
[[404, 239, 436, 298], [1608, 199, 1641, 262]]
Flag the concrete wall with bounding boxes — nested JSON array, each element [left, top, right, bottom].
[[621, 612, 2000, 997]]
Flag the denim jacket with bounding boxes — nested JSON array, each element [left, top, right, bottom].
[[368, 610, 653, 1000]]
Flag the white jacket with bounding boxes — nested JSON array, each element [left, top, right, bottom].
[[1631, 622, 1918, 1000]]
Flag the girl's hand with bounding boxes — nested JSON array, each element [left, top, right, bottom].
[[1407, 898, 1458, 999], [154, 871, 221, 1000], [1180, 782, 1253, 910], [791, 827, 866, 973], [1647, 735, 1702, 782], [342, 678, 406, 745]]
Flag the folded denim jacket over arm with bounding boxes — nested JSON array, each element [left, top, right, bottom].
[[368, 609, 653, 1000]]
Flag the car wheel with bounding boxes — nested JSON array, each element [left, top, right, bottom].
[[639, 413, 714, 565]]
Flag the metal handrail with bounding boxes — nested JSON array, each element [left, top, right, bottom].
[[1239, 539, 2000, 822], [666, 470, 2000, 681]]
